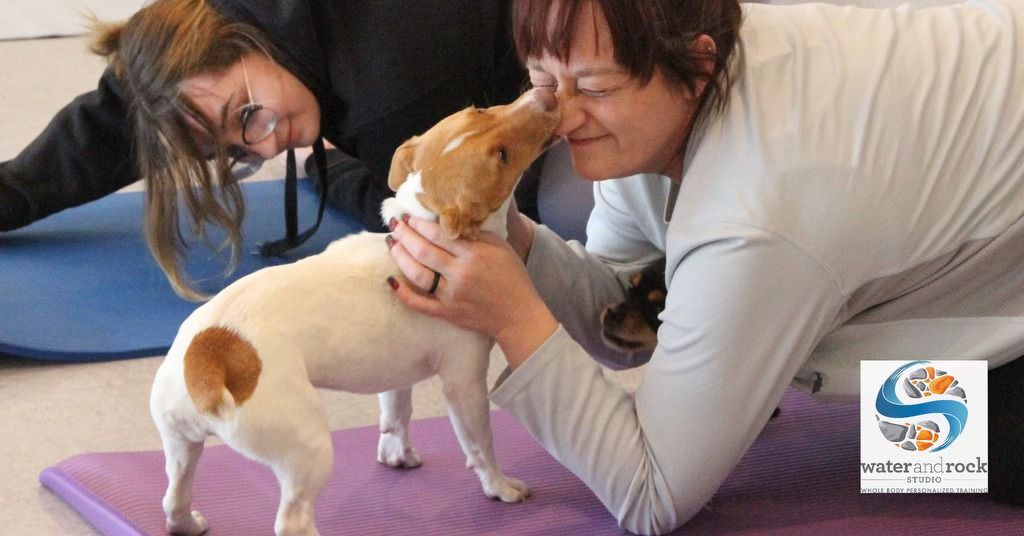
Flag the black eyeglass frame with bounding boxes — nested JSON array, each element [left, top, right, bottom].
[[226, 57, 280, 178]]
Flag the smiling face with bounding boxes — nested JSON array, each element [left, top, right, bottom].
[[526, 1, 700, 181], [178, 52, 321, 161]]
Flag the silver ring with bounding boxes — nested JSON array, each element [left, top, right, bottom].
[[428, 270, 441, 294]]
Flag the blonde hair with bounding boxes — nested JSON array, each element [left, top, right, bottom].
[[91, 0, 281, 300]]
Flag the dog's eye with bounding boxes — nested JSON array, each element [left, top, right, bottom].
[[497, 147, 508, 164]]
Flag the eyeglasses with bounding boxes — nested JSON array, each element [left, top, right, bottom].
[[226, 146, 265, 180], [227, 57, 279, 179]]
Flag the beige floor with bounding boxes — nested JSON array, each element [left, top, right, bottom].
[[0, 35, 643, 535]]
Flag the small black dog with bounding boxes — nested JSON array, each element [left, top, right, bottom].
[[600, 259, 667, 353], [600, 259, 780, 420]]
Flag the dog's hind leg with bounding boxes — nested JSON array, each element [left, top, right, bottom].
[[226, 383, 333, 536], [155, 424, 208, 536], [438, 353, 530, 502], [377, 388, 422, 467]]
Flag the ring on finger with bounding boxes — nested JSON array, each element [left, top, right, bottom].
[[428, 270, 442, 294]]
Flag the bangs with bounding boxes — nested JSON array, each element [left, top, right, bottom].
[[512, 0, 587, 64], [512, 0, 657, 83]]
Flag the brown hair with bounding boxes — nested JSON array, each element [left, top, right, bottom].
[[513, 0, 742, 115], [90, 0, 281, 300]]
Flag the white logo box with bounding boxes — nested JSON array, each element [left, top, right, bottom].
[[860, 360, 987, 494]]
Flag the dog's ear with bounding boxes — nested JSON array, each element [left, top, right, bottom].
[[438, 200, 489, 240], [387, 136, 419, 192]]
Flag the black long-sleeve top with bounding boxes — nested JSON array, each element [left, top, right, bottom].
[[0, 0, 527, 232]]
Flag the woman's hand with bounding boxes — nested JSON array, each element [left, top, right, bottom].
[[386, 216, 558, 369]]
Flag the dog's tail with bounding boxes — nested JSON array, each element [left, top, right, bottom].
[[183, 326, 262, 418]]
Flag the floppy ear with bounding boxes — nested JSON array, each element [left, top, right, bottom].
[[387, 137, 419, 192], [438, 200, 489, 240]]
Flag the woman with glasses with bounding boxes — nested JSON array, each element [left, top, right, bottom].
[[0, 0, 526, 299], [385, 0, 1024, 532]]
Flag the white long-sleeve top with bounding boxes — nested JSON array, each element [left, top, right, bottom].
[[490, 1, 1024, 534]]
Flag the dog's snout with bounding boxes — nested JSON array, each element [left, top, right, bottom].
[[533, 89, 557, 112], [521, 88, 558, 113]]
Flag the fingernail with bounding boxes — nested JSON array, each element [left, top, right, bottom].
[[386, 276, 399, 290], [401, 214, 410, 224], [388, 218, 398, 232], [385, 235, 396, 249]]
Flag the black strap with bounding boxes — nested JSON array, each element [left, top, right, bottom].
[[256, 138, 330, 258]]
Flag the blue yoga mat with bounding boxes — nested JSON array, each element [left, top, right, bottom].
[[0, 179, 363, 362]]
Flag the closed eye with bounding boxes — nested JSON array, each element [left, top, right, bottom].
[[531, 82, 612, 98]]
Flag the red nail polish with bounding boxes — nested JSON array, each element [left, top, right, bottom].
[[385, 235, 396, 249], [386, 276, 400, 290], [388, 218, 398, 232]]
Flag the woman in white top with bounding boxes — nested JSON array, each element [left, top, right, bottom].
[[386, 0, 1024, 533]]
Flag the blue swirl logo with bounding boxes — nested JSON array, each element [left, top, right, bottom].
[[875, 360, 969, 452]]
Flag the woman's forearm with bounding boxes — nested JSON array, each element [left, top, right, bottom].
[[494, 296, 559, 370], [507, 210, 536, 263]]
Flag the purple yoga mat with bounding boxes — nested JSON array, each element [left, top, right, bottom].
[[40, 390, 1022, 535]]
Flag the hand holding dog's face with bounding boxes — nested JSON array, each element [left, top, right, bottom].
[[385, 89, 562, 365], [389, 217, 546, 330]]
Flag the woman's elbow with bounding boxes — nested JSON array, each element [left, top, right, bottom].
[[615, 479, 714, 535]]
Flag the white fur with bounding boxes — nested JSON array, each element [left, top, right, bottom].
[[149, 90, 560, 535], [479, 191, 514, 240], [380, 171, 515, 240], [380, 171, 437, 226], [442, 130, 477, 155]]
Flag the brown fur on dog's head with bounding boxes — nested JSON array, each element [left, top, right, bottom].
[[387, 90, 559, 239]]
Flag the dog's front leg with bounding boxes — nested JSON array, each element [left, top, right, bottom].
[[377, 388, 422, 468], [439, 362, 530, 502]]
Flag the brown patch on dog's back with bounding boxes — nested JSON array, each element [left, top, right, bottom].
[[184, 327, 262, 416]]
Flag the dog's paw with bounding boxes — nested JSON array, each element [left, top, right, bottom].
[[379, 198, 405, 228], [484, 475, 531, 503], [166, 510, 208, 535], [377, 434, 423, 468]]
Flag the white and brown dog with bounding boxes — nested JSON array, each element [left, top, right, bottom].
[[150, 88, 559, 536]]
